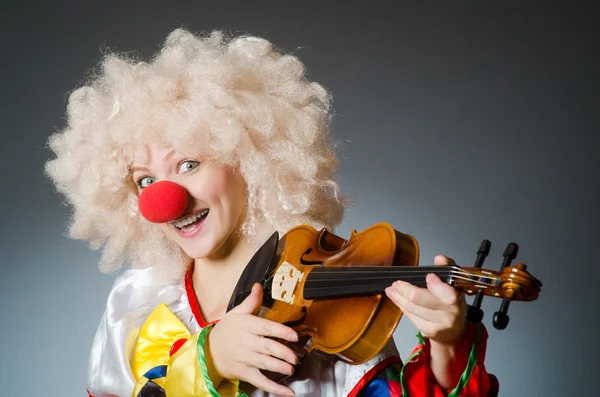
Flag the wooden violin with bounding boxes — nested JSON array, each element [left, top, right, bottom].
[[227, 222, 542, 369]]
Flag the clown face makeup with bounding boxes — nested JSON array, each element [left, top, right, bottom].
[[130, 144, 247, 261]]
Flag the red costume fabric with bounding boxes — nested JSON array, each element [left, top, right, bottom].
[[353, 322, 497, 396]]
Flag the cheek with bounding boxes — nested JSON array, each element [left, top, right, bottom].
[[225, 173, 248, 212], [203, 168, 245, 204], [160, 223, 173, 235], [187, 179, 223, 203], [184, 165, 247, 216]]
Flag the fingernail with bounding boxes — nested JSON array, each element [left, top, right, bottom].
[[285, 392, 295, 397], [288, 333, 298, 342]]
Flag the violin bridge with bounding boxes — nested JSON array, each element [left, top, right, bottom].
[[272, 262, 304, 304]]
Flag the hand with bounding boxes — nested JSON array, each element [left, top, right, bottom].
[[208, 283, 298, 397], [385, 255, 467, 345]]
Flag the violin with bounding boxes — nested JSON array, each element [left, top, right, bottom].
[[227, 222, 541, 377]]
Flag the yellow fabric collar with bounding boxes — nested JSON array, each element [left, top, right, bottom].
[[130, 303, 240, 397]]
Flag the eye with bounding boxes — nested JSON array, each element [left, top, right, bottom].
[[178, 160, 200, 173], [137, 176, 157, 189]]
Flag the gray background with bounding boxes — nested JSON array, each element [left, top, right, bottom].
[[1, 2, 598, 396]]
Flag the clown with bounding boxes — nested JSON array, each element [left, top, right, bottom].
[[46, 28, 496, 396]]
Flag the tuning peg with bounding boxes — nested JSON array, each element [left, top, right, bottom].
[[466, 239, 491, 323], [493, 242, 519, 330], [501, 242, 519, 266]]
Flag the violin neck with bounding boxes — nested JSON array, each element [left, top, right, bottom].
[[302, 266, 459, 300]]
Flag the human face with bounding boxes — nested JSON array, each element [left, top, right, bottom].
[[130, 144, 247, 260]]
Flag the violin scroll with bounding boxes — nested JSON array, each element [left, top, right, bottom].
[[456, 264, 541, 302], [455, 239, 542, 330], [499, 262, 541, 301]]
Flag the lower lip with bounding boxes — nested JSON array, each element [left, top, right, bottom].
[[173, 213, 209, 238]]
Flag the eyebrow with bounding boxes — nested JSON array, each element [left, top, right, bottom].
[[129, 150, 176, 174], [129, 166, 149, 174], [164, 149, 175, 162]]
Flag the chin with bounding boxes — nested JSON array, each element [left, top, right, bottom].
[[177, 236, 219, 260]]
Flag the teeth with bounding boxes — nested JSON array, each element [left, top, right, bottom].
[[172, 209, 208, 228]]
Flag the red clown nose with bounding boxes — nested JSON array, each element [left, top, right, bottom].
[[138, 180, 189, 223]]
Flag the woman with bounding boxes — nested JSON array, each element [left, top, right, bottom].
[[46, 28, 492, 396]]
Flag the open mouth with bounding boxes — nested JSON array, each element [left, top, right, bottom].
[[170, 209, 209, 233]]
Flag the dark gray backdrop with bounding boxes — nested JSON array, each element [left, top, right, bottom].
[[1, 2, 597, 396]]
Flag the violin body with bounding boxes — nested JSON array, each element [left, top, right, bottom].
[[264, 222, 419, 365]]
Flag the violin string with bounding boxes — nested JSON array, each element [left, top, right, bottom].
[[304, 266, 463, 273], [448, 274, 499, 287], [281, 268, 501, 284], [299, 279, 497, 293], [297, 272, 499, 286], [276, 269, 500, 282], [297, 279, 498, 291], [273, 272, 499, 291], [303, 267, 499, 280]]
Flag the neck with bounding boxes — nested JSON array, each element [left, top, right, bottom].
[[191, 233, 257, 322]]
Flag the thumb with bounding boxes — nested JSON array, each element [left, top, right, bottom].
[[230, 283, 263, 315], [434, 254, 456, 266]]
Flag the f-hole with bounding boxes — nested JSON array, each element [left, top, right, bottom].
[[300, 248, 324, 265]]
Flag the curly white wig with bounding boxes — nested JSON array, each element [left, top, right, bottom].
[[45, 28, 345, 280]]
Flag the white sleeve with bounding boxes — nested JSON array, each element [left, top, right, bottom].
[[86, 269, 141, 396], [85, 267, 193, 396]]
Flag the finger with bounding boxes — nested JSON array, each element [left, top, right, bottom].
[[391, 280, 444, 309], [246, 316, 299, 343], [385, 287, 440, 322], [398, 309, 437, 337], [248, 333, 298, 365], [242, 350, 295, 376], [247, 367, 295, 397], [434, 254, 456, 266], [425, 273, 462, 306], [230, 283, 263, 315]]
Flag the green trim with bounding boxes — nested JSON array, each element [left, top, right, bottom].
[[400, 323, 483, 397], [197, 324, 250, 397], [400, 344, 424, 396], [197, 324, 221, 397], [447, 322, 483, 397]]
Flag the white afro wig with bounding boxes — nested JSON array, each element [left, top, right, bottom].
[[45, 28, 346, 280]]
